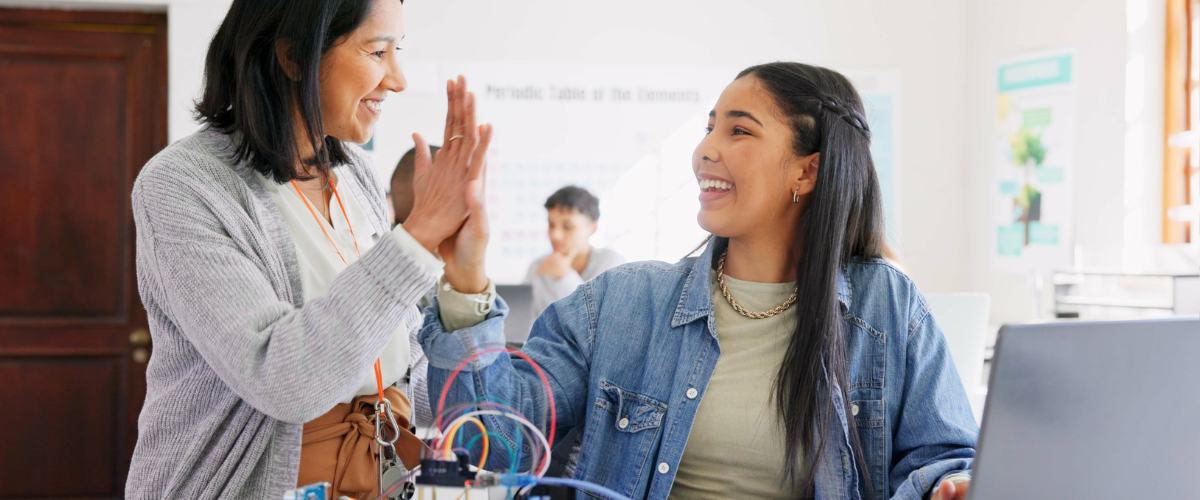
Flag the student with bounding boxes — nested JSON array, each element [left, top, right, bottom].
[[125, 0, 493, 498], [524, 186, 625, 315], [390, 144, 440, 226], [422, 62, 976, 500]]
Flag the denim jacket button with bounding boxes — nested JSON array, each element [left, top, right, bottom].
[[851, 404, 860, 416], [658, 462, 670, 474], [618, 417, 629, 429], [686, 388, 698, 399]]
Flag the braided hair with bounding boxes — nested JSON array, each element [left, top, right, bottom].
[[815, 94, 872, 140], [734, 62, 886, 498]]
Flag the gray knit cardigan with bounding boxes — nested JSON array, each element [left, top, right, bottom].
[[126, 129, 436, 499]]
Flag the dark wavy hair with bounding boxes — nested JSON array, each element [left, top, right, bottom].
[[736, 62, 886, 496], [196, 0, 395, 182]]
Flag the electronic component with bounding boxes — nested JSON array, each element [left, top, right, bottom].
[[282, 482, 331, 500], [281, 347, 626, 500], [407, 451, 484, 499], [415, 452, 476, 487]]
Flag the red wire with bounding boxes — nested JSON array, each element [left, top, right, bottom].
[[434, 347, 556, 472]]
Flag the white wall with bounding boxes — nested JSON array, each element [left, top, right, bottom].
[[5, 0, 975, 292], [10, 0, 1176, 326], [0, 0, 233, 143], [1125, 0, 1167, 259], [386, 0, 973, 292], [964, 0, 1129, 324]]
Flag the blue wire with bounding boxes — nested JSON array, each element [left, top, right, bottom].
[[450, 395, 543, 473], [454, 395, 516, 449], [472, 395, 512, 406], [465, 396, 526, 472], [467, 395, 523, 472], [464, 431, 517, 468], [534, 477, 634, 500]]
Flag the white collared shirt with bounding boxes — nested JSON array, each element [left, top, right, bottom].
[[254, 170, 441, 404]]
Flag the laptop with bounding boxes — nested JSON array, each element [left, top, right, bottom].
[[968, 317, 1200, 499], [495, 284, 535, 345]]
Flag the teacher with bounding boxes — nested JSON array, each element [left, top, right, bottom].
[[125, 0, 491, 498]]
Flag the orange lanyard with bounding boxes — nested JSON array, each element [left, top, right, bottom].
[[290, 178, 385, 403]]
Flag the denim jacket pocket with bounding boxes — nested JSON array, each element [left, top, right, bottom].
[[852, 398, 887, 497], [578, 380, 669, 499], [600, 381, 667, 433]]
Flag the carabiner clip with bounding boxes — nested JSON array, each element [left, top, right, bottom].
[[374, 398, 401, 448]]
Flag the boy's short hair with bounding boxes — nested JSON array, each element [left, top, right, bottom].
[[544, 186, 600, 221]]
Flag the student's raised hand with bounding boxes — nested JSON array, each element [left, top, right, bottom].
[[403, 75, 492, 253], [929, 476, 970, 500], [439, 137, 490, 294], [535, 247, 579, 280]]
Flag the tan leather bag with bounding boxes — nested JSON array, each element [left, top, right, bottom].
[[297, 387, 428, 500]]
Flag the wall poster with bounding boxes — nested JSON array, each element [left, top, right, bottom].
[[993, 51, 1075, 271]]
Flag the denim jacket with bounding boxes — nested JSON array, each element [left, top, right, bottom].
[[420, 239, 977, 500]]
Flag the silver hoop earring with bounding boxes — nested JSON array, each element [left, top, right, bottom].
[[792, 188, 800, 204]]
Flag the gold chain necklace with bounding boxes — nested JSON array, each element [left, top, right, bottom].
[[716, 251, 798, 319]]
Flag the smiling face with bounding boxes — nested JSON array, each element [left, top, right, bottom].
[[317, 0, 407, 144], [693, 75, 818, 240]]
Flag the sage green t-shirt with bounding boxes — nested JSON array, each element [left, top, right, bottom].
[[668, 271, 800, 500]]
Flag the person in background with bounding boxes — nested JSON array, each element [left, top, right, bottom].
[[390, 144, 440, 226], [523, 186, 624, 315]]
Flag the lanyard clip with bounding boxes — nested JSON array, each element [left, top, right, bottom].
[[374, 398, 401, 448]]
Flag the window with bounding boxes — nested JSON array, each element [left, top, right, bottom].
[[1165, 0, 1199, 243]]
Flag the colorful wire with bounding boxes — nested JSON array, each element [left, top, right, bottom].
[[465, 431, 517, 468], [442, 410, 552, 476], [435, 399, 540, 473], [442, 417, 489, 468], [434, 347, 557, 472], [535, 477, 634, 500]]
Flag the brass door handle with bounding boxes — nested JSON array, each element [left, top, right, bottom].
[[130, 328, 151, 364], [130, 328, 151, 346]]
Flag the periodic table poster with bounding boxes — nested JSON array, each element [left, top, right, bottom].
[[421, 63, 901, 284], [439, 62, 738, 283]]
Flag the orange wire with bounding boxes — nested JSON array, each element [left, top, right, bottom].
[[443, 417, 490, 468]]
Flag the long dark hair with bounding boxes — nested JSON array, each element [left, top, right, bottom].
[[195, 0, 386, 182], [737, 62, 886, 495]]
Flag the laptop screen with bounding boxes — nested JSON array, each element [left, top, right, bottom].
[[970, 317, 1200, 499], [495, 284, 535, 344]]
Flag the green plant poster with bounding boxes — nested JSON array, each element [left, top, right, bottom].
[[994, 51, 1075, 272]]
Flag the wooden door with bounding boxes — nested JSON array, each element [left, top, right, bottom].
[[0, 8, 166, 499]]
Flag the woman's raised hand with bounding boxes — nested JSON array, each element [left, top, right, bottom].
[[438, 158, 489, 293], [402, 75, 493, 253]]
